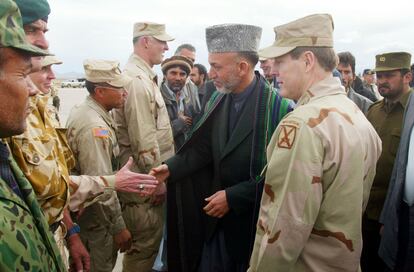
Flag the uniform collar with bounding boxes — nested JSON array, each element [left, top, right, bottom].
[[296, 76, 345, 107], [128, 53, 157, 81], [382, 88, 412, 113], [86, 96, 116, 129]]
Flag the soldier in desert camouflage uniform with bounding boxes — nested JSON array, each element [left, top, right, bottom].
[[0, 1, 65, 270], [66, 59, 133, 271], [249, 14, 382, 271]]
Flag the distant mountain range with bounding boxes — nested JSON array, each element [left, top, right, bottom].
[[55, 71, 85, 80]]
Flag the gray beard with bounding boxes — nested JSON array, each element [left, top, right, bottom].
[[216, 87, 232, 94]]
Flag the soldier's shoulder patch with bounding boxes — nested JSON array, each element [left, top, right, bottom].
[[277, 124, 297, 149], [92, 127, 110, 138]]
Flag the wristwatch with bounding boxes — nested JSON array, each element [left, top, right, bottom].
[[66, 223, 80, 238]]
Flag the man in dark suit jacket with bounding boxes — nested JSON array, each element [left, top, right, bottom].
[[151, 23, 293, 272]]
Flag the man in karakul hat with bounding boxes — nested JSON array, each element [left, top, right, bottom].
[[248, 14, 382, 271], [150, 23, 293, 271]]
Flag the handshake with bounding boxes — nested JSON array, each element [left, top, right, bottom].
[[114, 157, 170, 198]]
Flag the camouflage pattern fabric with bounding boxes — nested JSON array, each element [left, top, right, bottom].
[[9, 94, 71, 225], [112, 53, 173, 271], [66, 96, 126, 271], [0, 143, 65, 271], [249, 77, 382, 271]]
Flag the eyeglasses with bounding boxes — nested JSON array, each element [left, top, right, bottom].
[[95, 85, 125, 92]]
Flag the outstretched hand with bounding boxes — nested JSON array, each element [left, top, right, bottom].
[[149, 164, 170, 184], [115, 157, 158, 196]]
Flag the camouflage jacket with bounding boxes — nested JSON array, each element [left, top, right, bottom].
[[0, 143, 66, 271], [9, 94, 120, 219], [66, 96, 126, 235], [249, 77, 382, 271], [113, 53, 175, 174], [9, 95, 72, 225]]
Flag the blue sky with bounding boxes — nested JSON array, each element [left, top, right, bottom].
[[47, 0, 413, 77]]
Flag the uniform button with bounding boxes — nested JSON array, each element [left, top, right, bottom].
[[33, 153, 40, 163]]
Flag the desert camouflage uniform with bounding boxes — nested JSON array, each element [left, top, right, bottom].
[[249, 77, 382, 271], [9, 94, 72, 225], [0, 142, 65, 272], [112, 54, 175, 271], [66, 96, 126, 271]]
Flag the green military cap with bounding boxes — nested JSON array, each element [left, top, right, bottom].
[[41, 55, 62, 67], [375, 52, 412, 72], [83, 59, 131, 88], [161, 55, 193, 75], [259, 13, 334, 59], [0, 0, 49, 56], [133, 22, 174, 41], [14, 0, 50, 25]]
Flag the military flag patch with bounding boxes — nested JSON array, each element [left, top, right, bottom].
[[93, 128, 110, 138], [277, 125, 297, 149]]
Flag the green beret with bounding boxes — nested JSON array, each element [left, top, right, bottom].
[[0, 0, 49, 56], [375, 52, 411, 72], [14, 0, 50, 25]]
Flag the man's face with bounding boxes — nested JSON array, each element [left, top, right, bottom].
[[0, 48, 36, 137], [30, 65, 55, 94], [337, 63, 354, 89], [260, 59, 274, 80], [166, 66, 188, 93], [24, 19, 49, 49], [208, 52, 242, 94], [97, 85, 128, 110], [148, 37, 169, 66], [178, 48, 196, 63], [190, 67, 203, 86], [363, 74, 375, 85], [273, 53, 306, 100], [376, 70, 410, 100]]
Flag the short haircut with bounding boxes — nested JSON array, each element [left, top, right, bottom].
[[162, 64, 190, 76], [237, 51, 259, 67], [337, 51, 356, 74], [85, 80, 117, 94], [289, 47, 338, 72], [174, 43, 196, 55], [194, 63, 208, 80]]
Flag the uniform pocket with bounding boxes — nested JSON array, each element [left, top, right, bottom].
[[389, 127, 401, 157]]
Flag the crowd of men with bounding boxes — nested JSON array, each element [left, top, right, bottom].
[[1, 1, 414, 272]]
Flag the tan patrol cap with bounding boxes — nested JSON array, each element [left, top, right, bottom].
[[259, 13, 334, 59], [133, 22, 174, 41], [375, 52, 411, 72], [83, 59, 131, 88], [41, 55, 63, 67]]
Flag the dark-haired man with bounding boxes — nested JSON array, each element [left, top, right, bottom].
[[161, 56, 198, 149], [363, 52, 413, 272], [337, 51, 374, 114], [0, 0, 65, 270]]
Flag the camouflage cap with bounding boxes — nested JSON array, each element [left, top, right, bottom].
[[41, 55, 62, 67], [206, 24, 262, 53], [161, 55, 193, 75], [14, 0, 50, 25], [0, 0, 49, 56], [83, 59, 131, 88], [375, 52, 411, 72], [259, 14, 334, 59], [133, 22, 174, 41]]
